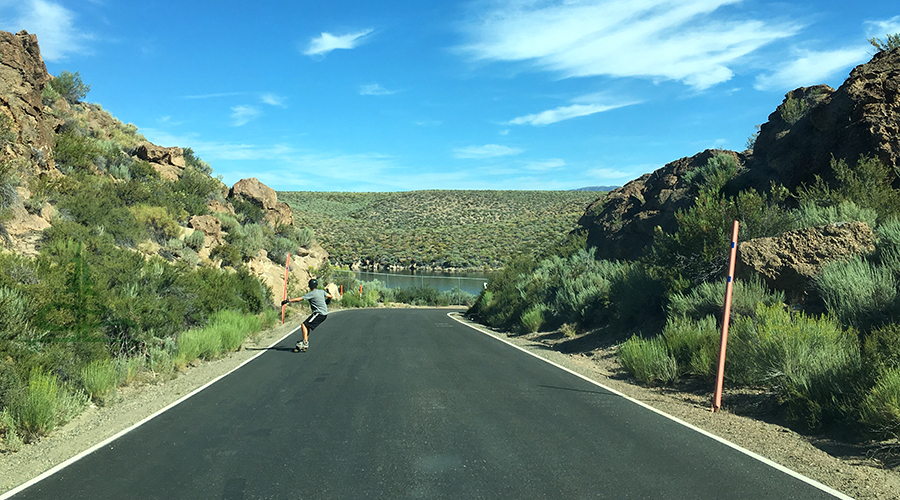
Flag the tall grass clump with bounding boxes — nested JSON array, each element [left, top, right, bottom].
[[16, 369, 60, 437], [667, 276, 784, 322], [860, 368, 900, 438], [520, 304, 548, 333], [793, 200, 878, 230], [662, 315, 720, 378], [816, 257, 899, 332], [617, 336, 677, 385], [210, 309, 262, 352], [728, 303, 862, 431], [80, 359, 119, 402]]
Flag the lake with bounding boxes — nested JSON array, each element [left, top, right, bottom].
[[333, 270, 490, 296]]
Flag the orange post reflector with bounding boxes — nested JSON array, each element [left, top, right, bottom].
[[713, 221, 739, 412], [281, 252, 290, 324]]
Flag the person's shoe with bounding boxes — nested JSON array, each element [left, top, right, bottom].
[[300, 341, 309, 352]]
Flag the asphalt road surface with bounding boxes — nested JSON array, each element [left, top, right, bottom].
[[8, 309, 848, 499]]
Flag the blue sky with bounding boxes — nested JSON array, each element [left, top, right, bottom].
[[2, 0, 898, 192]]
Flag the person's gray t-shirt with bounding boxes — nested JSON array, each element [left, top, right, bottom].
[[303, 289, 328, 315]]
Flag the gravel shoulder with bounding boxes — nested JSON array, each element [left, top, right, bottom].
[[2, 309, 899, 499]]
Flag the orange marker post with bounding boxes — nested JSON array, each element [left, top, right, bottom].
[[713, 221, 739, 412], [281, 253, 290, 324]]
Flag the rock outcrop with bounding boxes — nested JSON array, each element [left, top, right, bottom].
[[745, 48, 900, 191], [134, 142, 186, 181], [0, 30, 57, 177], [228, 177, 294, 227], [737, 222, 876, 302], [578, 150, 742, 261], [580, 48, 900, 261]]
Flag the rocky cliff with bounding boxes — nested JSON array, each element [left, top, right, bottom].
[[0, 29, 327, 303], [579, 48, 900, 261]]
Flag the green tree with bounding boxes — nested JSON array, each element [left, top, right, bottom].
[[47, 71, 91, 105]]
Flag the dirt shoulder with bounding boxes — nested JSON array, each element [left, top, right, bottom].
[[2, 309, 899, 499]]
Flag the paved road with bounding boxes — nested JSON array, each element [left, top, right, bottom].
[[9, 309, 847, 499]]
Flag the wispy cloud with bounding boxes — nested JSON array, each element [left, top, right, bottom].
[[459, 0, 801, 89], [754, 47, 870, 91], [304, 29, 374, 56], [524, 159, 566, 171], [865, 15, 900, 38], [0, 0, 93, 62], [360, 83, 397, 96], [231, 105, 261, 126], [452, 144, 523, 159], [184, 92, 246, 100], [509, 99, 639, 126], [260, 93, 286, 107]]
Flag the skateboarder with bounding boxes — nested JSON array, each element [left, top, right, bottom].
[[282, 278, 333, 352]]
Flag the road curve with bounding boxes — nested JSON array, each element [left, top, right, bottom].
[[7, 308, 849, 499]]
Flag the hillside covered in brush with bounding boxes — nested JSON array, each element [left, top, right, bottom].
[[279, 190, 601, 271]]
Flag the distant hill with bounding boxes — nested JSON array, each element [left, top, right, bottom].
[[572, 186, 618, 191], [278, 190, 600, 270]]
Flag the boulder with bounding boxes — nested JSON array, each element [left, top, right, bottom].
[[737, 221, 876, 301], [229, 178, 294, 227], [207, 199, 235, 216], [578, 149, 742, 261], [264, 201, 294, 227], [230, 178, 277, 210], [134, 142, 186, 181], [189, 215, 224, 246]]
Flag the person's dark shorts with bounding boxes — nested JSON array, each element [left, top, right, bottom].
[[303, 312, 327, 331]]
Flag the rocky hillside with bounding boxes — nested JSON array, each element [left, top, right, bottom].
[[0, 29, 326, 302], [579, 48, 900, 261]]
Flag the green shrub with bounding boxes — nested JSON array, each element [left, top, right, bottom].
[[210, 243, 242, 268], [796, 155, 900, 223], [0, 408, 23, 452], [185, 230, 206, 251], [520, 304, 548, 333], [131, 205, 182, 244], [47, 71, 91, 105], [793, 200, 878, 230], [649, 180, 793, 291], [779, 96, 808, 125], [869, 33, 900, 52], [728, 303, 862, 431], [617, 335, 677, 386], [117, 355, 146, 386], [683, 153, 739, 190], [875, 218, 900, 270], [258, 308, 280, 331], [266, 236, 294, 265], [662, 315, 719, 378], [667, 276, 784, 322], [80, 359, 118, 402], [148, 346, 175, 376], [860, 368, 900, 438], [863, 324, 900, 378], [816, 257, 898, 332], [608, 262, 665, 329]]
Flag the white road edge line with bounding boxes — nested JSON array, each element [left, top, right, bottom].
[[447, 312, 855, 500], [0, 321, 308, 500]]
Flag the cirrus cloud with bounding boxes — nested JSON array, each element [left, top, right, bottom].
[[304, 29, 374, 56], [458, 0, 802, 90], [452, 144, 523, 159]]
